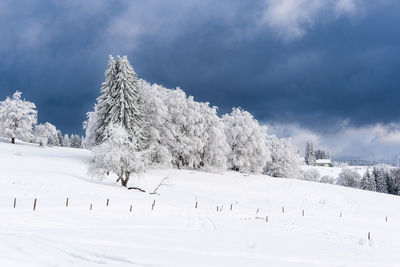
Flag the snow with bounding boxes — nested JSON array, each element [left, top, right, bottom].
[[315, 159, 331, 164], [1, 138, 400, 266]]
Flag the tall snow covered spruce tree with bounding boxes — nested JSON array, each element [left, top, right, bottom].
[[0, 91, 37, 144], [90, 55, 147, 149], [86, 55, 149, 187], [93, 55, 117, 145]]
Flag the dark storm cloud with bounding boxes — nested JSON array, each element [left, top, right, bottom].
[[0, 0, 400, 143]]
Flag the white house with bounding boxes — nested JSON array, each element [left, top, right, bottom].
[[315, 159, 332, 167]]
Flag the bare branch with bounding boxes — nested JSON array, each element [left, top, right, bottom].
[[149, 176, 171, 195]]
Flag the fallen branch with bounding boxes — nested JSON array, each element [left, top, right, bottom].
[[128, 186, 146, 192]]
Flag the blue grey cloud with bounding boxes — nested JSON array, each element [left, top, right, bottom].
[[0, 0, 400, 162]]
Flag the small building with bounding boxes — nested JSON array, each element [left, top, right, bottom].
[[315, 159, 332, 167]]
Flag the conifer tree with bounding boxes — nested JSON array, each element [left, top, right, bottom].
[[110, 56, 147, 149], [375, 168, 388, 193], [92, 55, 147, 149], [360, 170, 376, 191], [94, 55, 117, 144], [63, 134, 70, 147], [305, 142, 316, 166], [57, 130, 63, 146], [70, 134, 82, 148]]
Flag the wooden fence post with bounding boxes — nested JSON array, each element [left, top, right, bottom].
[[66, 198, 69, 207], [282, 206, 285, 214], [195, 202, 198, 209], [368, 232, 371, 240], [33, 198, 37, 211], [266, 216, 268, 222], [106, 198, 109, 207], [13, 198, 16, 208], [256, 208, 259, 214], [152, 200, 155, 211], [90, 203, 93, 211], [130, 205, 133, 212], [302, 210, 304, 216], [230, 203, 233, 211]]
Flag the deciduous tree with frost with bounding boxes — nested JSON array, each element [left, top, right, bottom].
[[302, 168, 321, 181], [336, 168, 360, 188], [139, 81, 172, 166], [162, 88, 229, 170], [0, 91, 37, 144], [88, 125, 146, 187], [33, 122, 58, 147], [222, 108, 270, 174], [264, 136, 302, 178], [83, 111, 98, 148]]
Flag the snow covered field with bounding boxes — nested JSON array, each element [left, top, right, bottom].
[[1, 139, 400, 266]]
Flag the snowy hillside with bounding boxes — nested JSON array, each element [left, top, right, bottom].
[[1, 139, 400, 266]]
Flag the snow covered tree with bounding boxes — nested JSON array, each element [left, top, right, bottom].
[[33, 122, 58, 147], [374, 167, 388, 193], [63, 134, 70, 147], [57, 130, 63, 147], [83, 111, 98, 149], [70, 134, 82, 148], [162, 89, 225, 169], [0, 91, 37, 144], [140, 82, 229, 170], [88, 125, 146, 187], [320, 175, 335, 184], [305, 142, 316, 166], [264, 136, 302, 178], [201, 103, 230, 170], [336, 168, 360, 188], [302, 168, 321, 182], [92, 55, 117, 145], [222, 108, 270, 174], [87, 55, 147, 150], [360, 170, 376, 191], [139, 81, 172, 166], [315, 149, 330, 160], [33, 124, 49, 146]]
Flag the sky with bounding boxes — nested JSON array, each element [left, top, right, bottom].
[[0, 0, 400, 163]]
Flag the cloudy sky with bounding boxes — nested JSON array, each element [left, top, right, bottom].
[[1, 0, 400, 163]]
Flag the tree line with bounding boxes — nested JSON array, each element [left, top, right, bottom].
[[0, 91, 83, 148], [85, 55, 303, 187]]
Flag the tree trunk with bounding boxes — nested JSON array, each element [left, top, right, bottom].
[[11, 137, 15, 144], [121, 171, 130, 187]]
